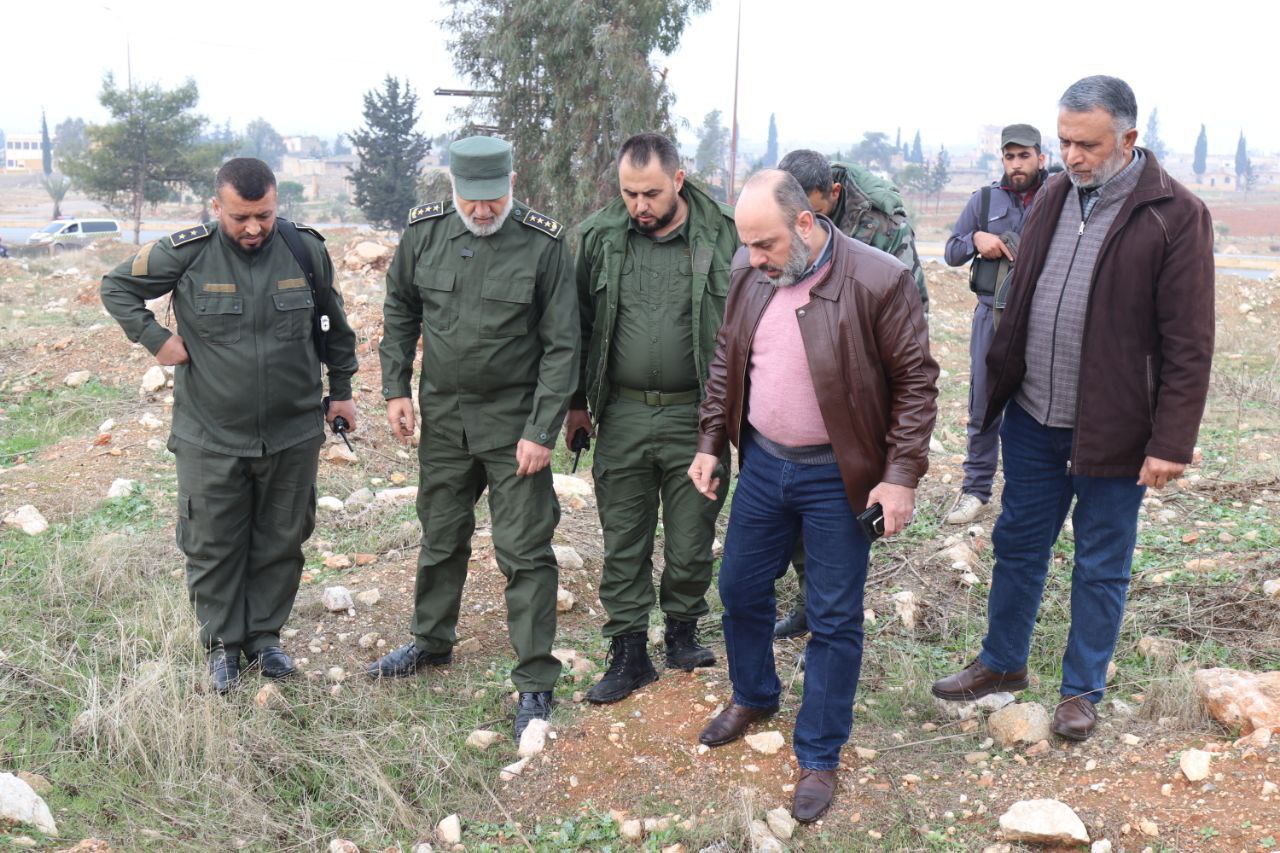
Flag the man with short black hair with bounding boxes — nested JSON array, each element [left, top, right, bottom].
[[942, 124, 1048, 525], [932, 77, 1215, 741], [567, 132, 739, 704], [101, 157, 358, 693]]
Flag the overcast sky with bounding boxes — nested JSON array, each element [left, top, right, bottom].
[[4, 0, 1275, 159]]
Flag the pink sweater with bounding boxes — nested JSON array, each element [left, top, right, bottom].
[[746, 259, 834, 447]]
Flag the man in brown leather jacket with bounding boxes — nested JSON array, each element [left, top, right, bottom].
[[688, 170, 938, 822]]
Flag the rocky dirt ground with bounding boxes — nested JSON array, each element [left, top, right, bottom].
[[1, 229, 1279, 851]]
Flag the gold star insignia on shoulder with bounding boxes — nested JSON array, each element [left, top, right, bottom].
[[407, 201, 446, 226], [520, 207, 563, 239], [169, 223, 212, 248]]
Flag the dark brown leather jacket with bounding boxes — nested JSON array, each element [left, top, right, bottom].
[[983, 151, 1215, 477], [697, 218, 939, 513]]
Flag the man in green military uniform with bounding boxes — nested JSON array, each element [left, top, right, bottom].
[[369, 136, 579, 740], [100, 158, 358, 693], [564, 133, 738, 704], [781, 150, 928, 311], [773, 149, 929, 638]]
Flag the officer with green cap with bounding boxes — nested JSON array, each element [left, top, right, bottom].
[[370, 135, 579, 741], [565, 132, 738, 704], [100, 157, 359, 693]]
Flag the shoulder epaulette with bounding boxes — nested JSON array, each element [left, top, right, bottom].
[[407, 201, 446, 226], [517, 207, 564, 239], [169, 223, 212, 248], [293, 223, 325, 241]]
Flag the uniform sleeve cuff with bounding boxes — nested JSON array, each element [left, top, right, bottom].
[[522, 423, 554, 448], [139, 324, 173, 356]]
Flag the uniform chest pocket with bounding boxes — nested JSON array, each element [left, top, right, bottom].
[[418, 269, 457, 332], [193, 295, 243, 344], [273, 288, 315, 341], [480, 275, 535, 338]]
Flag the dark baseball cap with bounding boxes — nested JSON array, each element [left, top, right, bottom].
[[1001, 124, 1041, 149]]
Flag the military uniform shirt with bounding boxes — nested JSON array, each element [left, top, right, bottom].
[[380, 200, 579, 453], [100, 223, 358, 456], [607, 218, 698, 393]]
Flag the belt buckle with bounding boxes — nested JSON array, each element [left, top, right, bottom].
[[644, 390, 662, 406]]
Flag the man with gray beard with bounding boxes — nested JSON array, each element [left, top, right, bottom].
[[688, 170, 937, 821], [371, 136, 580, 742], [931, 76, 1215, 742]]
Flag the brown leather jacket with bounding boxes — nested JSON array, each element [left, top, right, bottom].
[[697, 218, 939, 513], [984, 151, 1215, 477]]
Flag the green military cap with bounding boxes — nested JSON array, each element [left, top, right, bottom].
[[1001, 123, 1041, 149], [449, 136, 513, 200]]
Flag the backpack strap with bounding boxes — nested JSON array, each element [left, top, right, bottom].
[[275, 218, 329, 363], [979, 185, 991, 234]]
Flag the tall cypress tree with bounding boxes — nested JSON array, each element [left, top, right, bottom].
[[910, 130, 923, 164], [348, 76, 432, 231], [1193, 124, 1207, 183], [1235, 132, 1251, 190], [763, 113, 778, 168]]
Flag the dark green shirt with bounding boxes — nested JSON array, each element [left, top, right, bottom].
[[380, 199, 579, 452], [608, 218, 698, 393], [100, 222, 358, 457]]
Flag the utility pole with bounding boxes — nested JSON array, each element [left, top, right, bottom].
[[727, 0, 741, 204]]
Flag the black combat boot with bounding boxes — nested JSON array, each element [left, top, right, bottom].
[[586, 631, 657, 704], [664, 618, 716, 671]]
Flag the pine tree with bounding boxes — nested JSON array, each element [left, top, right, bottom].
[[1193, 124, 1208, 183], [763, 113, 778, 168], [348, 76, 432, 231], [1235, 132, 1252, 192], [61, 74, 209, 243], [40, 112, 53, 176], [238, 118, 286, 169], [1143, 108, 1167, 161], [446, 0, 709, 226], [694, 110, 730, 199], [911, 130, 923, 164], [39, 110, 70, 220]]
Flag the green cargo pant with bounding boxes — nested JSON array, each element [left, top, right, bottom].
[[171, 434, 322, 656], [593, 397, 729, 637], [411, 430, 562, 692]]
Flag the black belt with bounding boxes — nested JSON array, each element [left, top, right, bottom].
[[616, 386, 698, 406]]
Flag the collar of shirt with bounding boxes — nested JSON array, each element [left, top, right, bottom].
[[798, 219, 834, 280]]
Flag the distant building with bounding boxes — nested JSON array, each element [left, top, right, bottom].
[[4, 132, 43, 173], [283, 135, 323, 157], [278, 153, 361, 200]]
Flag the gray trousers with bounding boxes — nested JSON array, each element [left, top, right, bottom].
[[963, 297, 1003, 502]]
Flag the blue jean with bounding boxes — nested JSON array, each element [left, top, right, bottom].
[[979, 400, 1146, 702], [963, 297, 1002, 502], [718, 431, 870, 769]]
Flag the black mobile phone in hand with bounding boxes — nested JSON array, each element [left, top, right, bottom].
[[856, 502, 885, 542]]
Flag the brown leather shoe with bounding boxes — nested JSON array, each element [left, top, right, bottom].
[[1052, 695, 1098, 741], [792, 768, 837, 823], [698, 702, 778, 747], [931, 658, 1029, 701]]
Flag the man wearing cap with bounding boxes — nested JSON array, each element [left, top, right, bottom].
[[370, 136, 579, 741], [566, 132, 738, 704], [942, 123, 1047, 525]]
